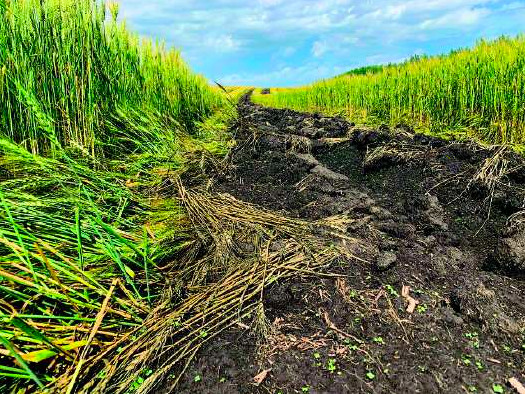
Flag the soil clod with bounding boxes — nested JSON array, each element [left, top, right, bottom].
[[494, 211, 525, 276], [376, 251, 397, 271]]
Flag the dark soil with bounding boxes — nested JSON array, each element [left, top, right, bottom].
[[176, 94, 525, 393]]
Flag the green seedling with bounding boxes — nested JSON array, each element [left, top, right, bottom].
[[313, 352, 322, 367], [385, 285, 399, 298], [465, 332, 480, 348], [416, 304, 428, 314], [326, 358, 337, 373], [131, 377, 145, 390]]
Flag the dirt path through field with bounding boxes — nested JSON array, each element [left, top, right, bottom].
[[174, 94, 525, 393]]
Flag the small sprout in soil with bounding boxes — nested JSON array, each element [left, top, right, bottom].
[[313, 352, 322, 367], [219, 377, 227, 383], [385, 285, 399, 298], [199, 330, 208, 338], [418, 365, 428, 373], [465, 332, 480, 348], [372, 336, 385, 345], [131, 369, 154, 390], [194, 374, 202, 383], [416, 304, 428, 314], [492, 383, 504, 393], [344, 338, 360, 351], [462, 355, 472, 366], [468, 385, 478, 392], [131, 377, 144, 390], [349, 290, 358, 298], [384, 368, 390, 375], [475, 360, 484, 371], [503, 345, 511, 353], [326, 358, 337, 373], [366, 371, 376, 380], [302, 385, 310, 392]]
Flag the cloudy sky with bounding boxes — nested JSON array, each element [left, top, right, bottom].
[[117, 0, 525, 86]]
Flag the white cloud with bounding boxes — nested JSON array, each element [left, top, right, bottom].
[[499, 1, 525, 10], [117, 0, 497, 54], [312, 41, 328, 58], [420, 7, 491, 30], [258, 0, 284, 6], [205, 35, 241, 53], [116, 0, 524, 85], [311, 35, 359, 58], [219, 63, 352, 86]]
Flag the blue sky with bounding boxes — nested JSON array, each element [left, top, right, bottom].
[[117, 0, 525, 86]]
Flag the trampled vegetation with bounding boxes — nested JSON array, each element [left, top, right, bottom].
[[0, 0, 230, 391], [254, 36, 525, 146]]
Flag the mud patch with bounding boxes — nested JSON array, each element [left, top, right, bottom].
[[175, 94, 525, 393]]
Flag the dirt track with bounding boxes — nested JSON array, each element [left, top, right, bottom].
[[177, 94, 525, 393]]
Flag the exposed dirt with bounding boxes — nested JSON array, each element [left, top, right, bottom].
[[176, 94, 525, 393]]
